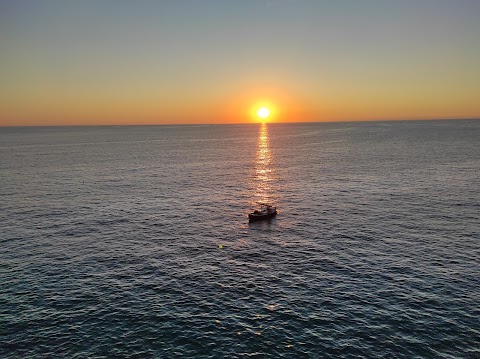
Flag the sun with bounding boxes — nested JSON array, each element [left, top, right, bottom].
[[248, 102, 277, 123], [257, 107, 270, 119]]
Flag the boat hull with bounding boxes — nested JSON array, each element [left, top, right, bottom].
[[248, 210, 277, 221]]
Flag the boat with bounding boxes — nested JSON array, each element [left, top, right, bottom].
[[248, 202, 277, 221]]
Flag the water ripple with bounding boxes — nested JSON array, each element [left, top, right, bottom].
[[1, 121, 479, 357]]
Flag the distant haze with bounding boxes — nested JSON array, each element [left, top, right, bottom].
[[1, 0, 479, 125]]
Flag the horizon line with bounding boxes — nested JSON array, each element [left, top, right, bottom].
[[1, 117, 479, 128]]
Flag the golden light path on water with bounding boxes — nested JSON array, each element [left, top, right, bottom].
[[253, 123, 276, 206]]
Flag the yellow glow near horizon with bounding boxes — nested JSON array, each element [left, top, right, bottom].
[[247, 101, 278, 123], [257, 107, 270, 119]]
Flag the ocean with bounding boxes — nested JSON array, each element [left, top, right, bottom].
[[1, 120, 479, 358]]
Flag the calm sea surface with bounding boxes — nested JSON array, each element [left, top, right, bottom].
[[1, 120, 479, 358]]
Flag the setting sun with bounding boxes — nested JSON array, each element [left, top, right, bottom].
[[257, 107, 271, 119], [250, 102, 278, 123]]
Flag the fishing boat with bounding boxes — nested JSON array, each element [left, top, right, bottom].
[[248, 202, 277, 221]]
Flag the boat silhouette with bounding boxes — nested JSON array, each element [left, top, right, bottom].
[[248, 202, 277, 221]]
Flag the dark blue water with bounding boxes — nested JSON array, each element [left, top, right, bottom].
[[1, 120, 479, 358]]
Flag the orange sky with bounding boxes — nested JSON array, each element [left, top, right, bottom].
[[1, 1, 479, 126]]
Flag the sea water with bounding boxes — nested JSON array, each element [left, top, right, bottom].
[[1, 120, 479, 357]]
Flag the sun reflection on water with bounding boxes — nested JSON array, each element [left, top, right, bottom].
[[253, 123, 276, 205]]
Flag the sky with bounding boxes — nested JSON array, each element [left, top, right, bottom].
[[1, 0, 479, 125]]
